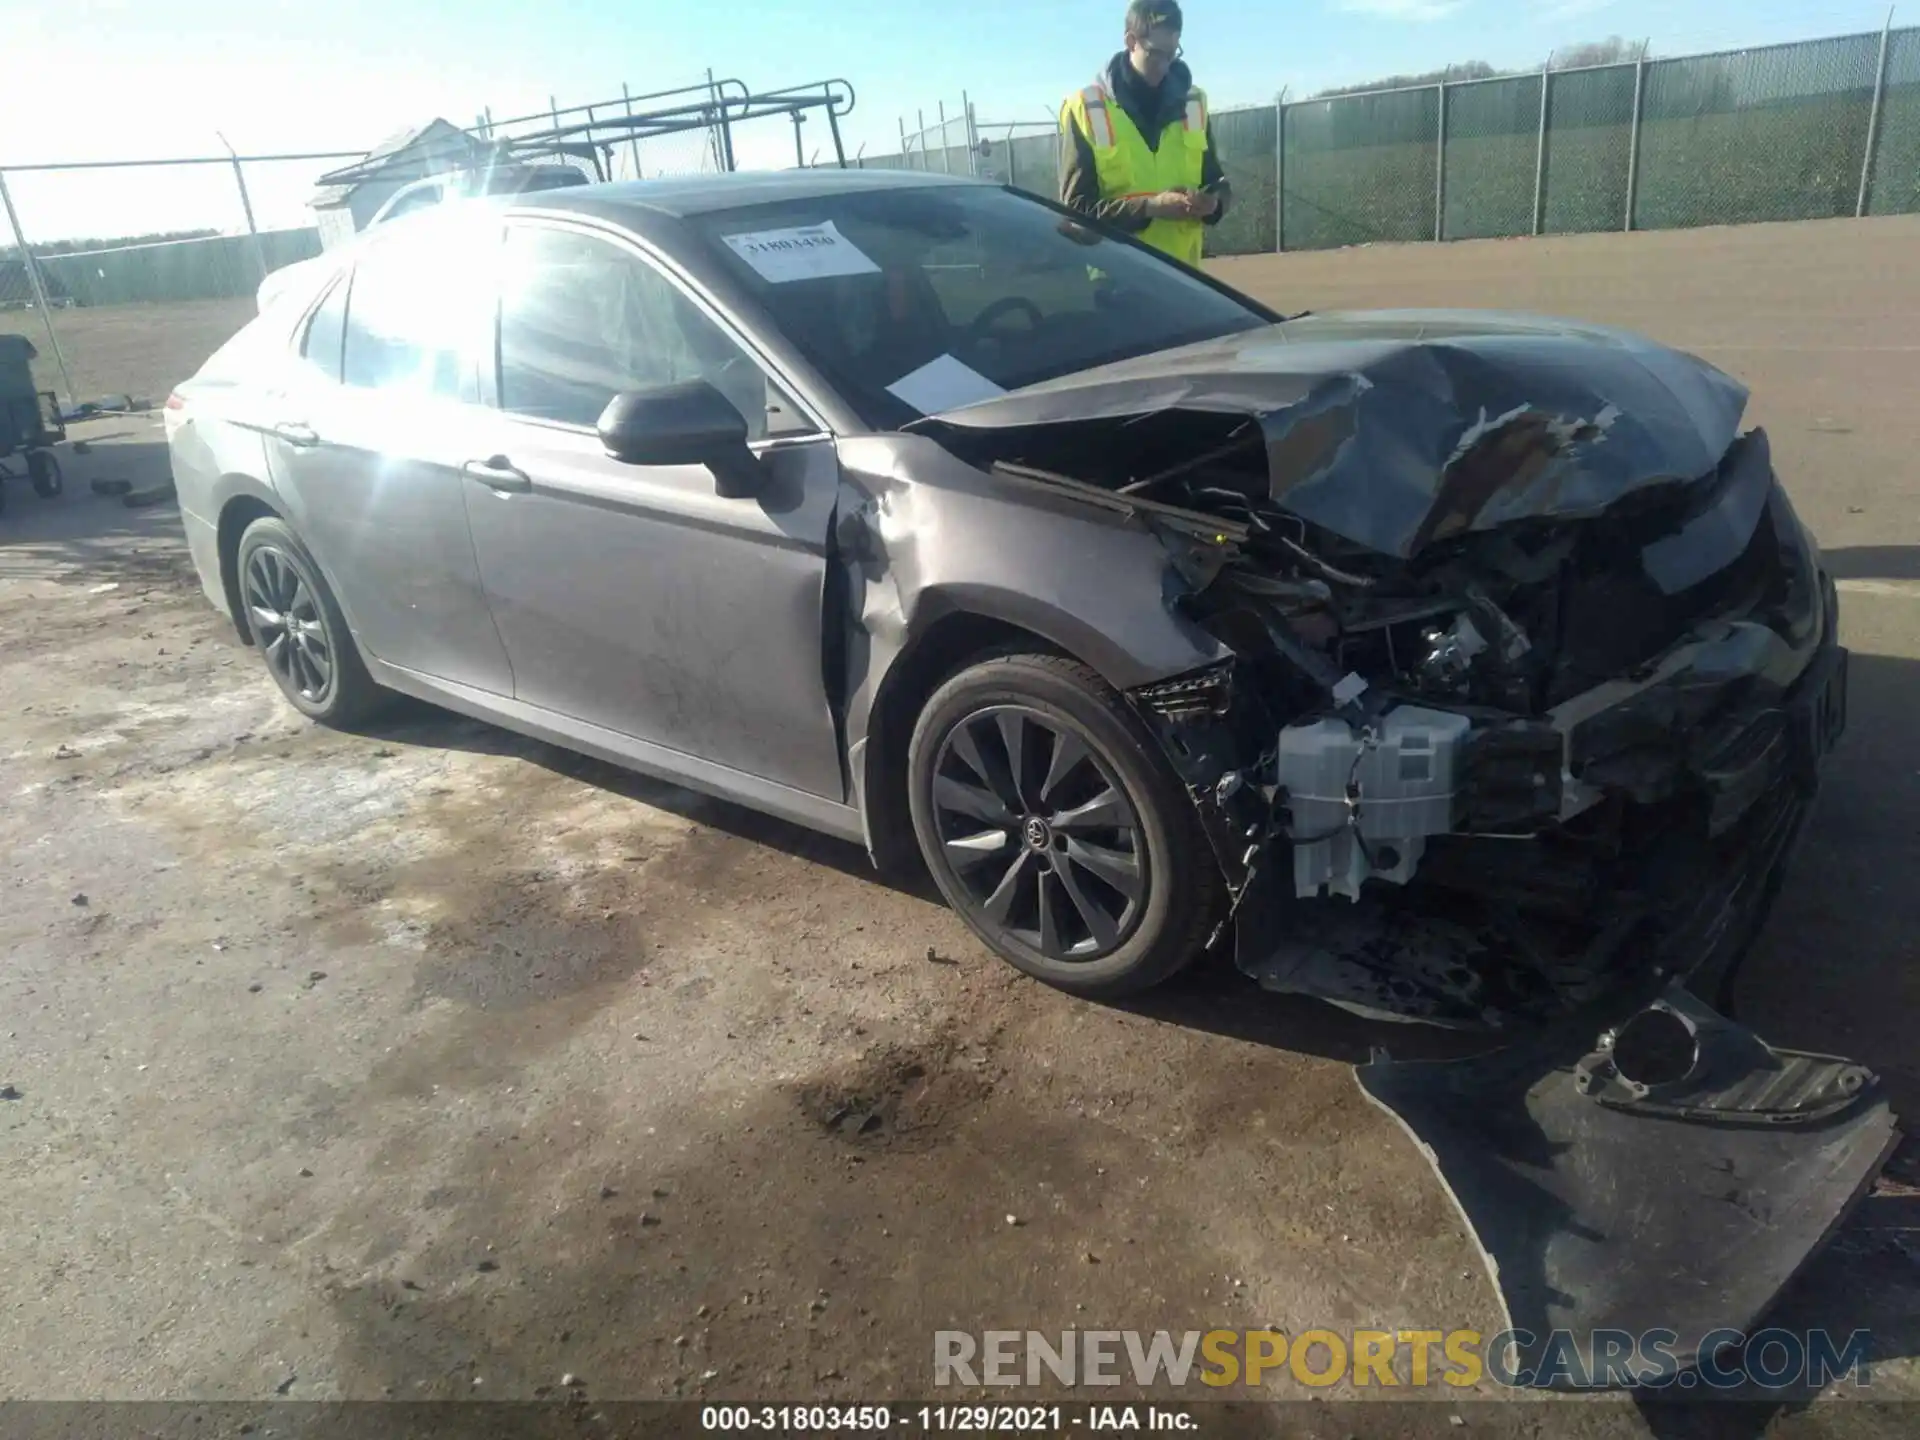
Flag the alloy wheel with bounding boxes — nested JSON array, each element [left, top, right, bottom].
[[243, 546, 333, 703], [928, 704, 1148, 961]]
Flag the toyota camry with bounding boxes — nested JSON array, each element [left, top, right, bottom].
[[166, 169, 1893, 1372]]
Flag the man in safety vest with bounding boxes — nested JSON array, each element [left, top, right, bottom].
[[1058, 0, 1231, 267]]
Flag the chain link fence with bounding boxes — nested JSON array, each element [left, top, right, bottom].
[[879, 21, 1920, 255], [1282, 85, 1440, 250], [0, 156, 358, 405], [2, 81, 747, 406], [870, 102, 979, 177], [969, 123, 1058, 195], [865, 103, 1276, 257], [1636, 33, 1881, 229], [1208, 105, 1276, 255], [1443, 73, 1543, 241], [11, 26, 1918, 407], [1868, 27, 1920, 214], [1541, 63, 1638, 235]]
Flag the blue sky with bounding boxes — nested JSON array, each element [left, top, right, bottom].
[[2, 0, 1897, 240]]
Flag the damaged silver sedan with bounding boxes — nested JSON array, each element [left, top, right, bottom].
[[167, 169, 1895, 1385]]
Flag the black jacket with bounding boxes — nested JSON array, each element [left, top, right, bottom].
[[1058, 52, 1232, 233]]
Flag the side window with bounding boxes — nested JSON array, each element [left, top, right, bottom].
[[497, 224, 811, 441], [299, 278, 348, 382], [341, 216, 491, 400]]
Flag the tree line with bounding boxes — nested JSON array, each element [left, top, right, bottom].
[[2, 229, 218, 262], [1312, 37, 1646, 99]]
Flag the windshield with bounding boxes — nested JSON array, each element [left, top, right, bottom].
[[688, 184, 1272, 430]]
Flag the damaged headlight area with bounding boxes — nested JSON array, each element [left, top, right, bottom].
[[912, 315, 1879, 1388], [1114, 424, 1878, 1383], [1015, 418, 1850, 1032]]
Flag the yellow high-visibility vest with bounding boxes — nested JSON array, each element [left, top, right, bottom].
[[1060, 80, 1211, 266]]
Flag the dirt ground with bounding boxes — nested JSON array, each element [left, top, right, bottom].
[[1, 297, 254, 406], [2, 216, 1918, 1436]]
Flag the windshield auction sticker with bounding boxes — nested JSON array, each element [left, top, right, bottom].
[[721, 221, 881, 283], [885, 354, 1007, 415]]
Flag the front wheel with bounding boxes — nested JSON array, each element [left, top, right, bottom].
[[235, 516, 385, 726], [906, 653, 1222, 998]]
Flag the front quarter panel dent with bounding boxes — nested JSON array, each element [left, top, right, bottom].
[[833, 433, 1231, 861]]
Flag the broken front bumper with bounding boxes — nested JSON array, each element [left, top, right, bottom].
[[1226, 560, 1851, 1028], [1353, 594, 1893, 1390], [1358, 986, 1897, 1390]]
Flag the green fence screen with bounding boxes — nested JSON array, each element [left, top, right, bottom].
[[1442, 74, 1543, 241], [853, 26, 1919, 251], [1282, 86, 1440, 250], [1634, 33, 1880, 230], [1541, 64, 1637, 235], [39, 228, 322, 306], [1207, 104, 1277, 255], [1867, 28, 1920, 214]]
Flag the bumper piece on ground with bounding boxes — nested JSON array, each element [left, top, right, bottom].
[[1357, 987, 1899, 1389]]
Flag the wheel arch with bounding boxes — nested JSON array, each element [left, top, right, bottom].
[[852, 577, 1214, 875], [855, 606, 1068, 877], [215, 488, 286, 645]]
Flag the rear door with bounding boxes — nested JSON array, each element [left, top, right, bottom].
[[459, 217, 845, 799], [263, 214, 514, 695]]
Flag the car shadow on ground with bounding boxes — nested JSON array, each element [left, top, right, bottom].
[[242, 639, 1915, 1433], [361, 696, 947, 906], [361, 645, 1920, 1094], [351, 640, 1919, 1421]]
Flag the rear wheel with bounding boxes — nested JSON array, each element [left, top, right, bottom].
[[906, 653, 1222, 998], [236, 516, 384, 726], [27, 450, 61, 498]]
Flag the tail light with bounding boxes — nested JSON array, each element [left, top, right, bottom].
[[165, 392, 185, 411]]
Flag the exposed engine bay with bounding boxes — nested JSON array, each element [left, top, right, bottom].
[[917, 320, 1847, 1032], [909, 310, 1885, 1388]]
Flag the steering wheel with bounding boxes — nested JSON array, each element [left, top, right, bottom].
[[965, 295, 1045, 344]]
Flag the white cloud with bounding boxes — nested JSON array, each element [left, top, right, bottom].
[[1336, 0, 1469, 19]]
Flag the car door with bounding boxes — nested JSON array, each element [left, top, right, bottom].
[[263, 214, 514, 696], [459, 218, 845, 800]]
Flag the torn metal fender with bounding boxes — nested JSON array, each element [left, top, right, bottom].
[[1357, 985, 1899, 1389], [829, 433, 1232, 857], [915, 309, 1749, 561]]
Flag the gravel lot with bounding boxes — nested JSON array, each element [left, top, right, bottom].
[[1, 297, 254, 406], [2, 216, 1917, 1436]]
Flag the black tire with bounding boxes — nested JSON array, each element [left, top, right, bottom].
[[907, 652, 1223, 998], [27, 450, 62, 499], [235, 516, 385, 726]]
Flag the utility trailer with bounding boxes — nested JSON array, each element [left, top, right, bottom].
[[0, 334, 65, 518]]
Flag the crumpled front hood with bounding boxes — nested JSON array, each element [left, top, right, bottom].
[[924, 310, 1750, 559]]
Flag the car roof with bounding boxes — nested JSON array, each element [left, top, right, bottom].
[[523, 167, 979, 222]]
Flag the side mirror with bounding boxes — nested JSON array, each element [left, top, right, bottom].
[[596, 381, 765, 498]]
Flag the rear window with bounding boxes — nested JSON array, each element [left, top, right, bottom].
[[299, 279, 349, 382], [503, 167, 590, 195], [340, 213, 493, 399], [688, 184, 1269, 429], [193, 311, 299, 387]]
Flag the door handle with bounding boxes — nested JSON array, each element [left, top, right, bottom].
[[273, 420, 321, 448], [462, 456, 531, 493]]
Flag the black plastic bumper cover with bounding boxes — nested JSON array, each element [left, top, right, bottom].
[[1357, 997, 1897, 1389]]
